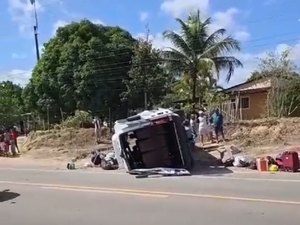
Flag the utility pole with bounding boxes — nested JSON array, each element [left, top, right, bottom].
[[30, 0, 40, 61], [143, 24, 150, 110]]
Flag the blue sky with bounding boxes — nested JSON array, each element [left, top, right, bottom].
[[1, 0, 300, 87]]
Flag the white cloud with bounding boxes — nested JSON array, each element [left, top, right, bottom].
[[9, 0, 66, 35], [160, 1, 250, 42], [0, 69, 32, 86], [212, 8, 239, 30], [8, 0, 43, 34], [275, 41, 300, 61], [139, 12, 149, 22], [234, 31, 251, 42], [160, 0, 210, 18], [222, 40, 300, 88], [211, 8, 250, 42], [11, 53, 27, 59]]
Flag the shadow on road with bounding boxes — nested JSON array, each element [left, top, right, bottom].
[[0, 189, 20, 203], [191, 145, 233, 176]]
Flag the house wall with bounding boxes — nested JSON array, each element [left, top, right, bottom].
[[239, 91, 268, 120]]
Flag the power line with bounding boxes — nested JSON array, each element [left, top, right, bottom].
[[4, 34, 300, 79]]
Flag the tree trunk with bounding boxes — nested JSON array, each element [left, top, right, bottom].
[[192, 75, 197, 110], [144, 91, 148, 110]]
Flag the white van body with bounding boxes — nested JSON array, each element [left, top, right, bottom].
[[112, 108, 193, 171]]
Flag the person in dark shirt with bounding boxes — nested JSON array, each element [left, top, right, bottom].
[[211, 108, 225, 143]]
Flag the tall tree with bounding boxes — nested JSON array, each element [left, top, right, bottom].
[[24, 20, 136, 121], [248, 50, 300, 117], [248, 50, 298, 81], [122, 38, 168, 110], [0, 81, 24, 127], [163, 10, 242, 108]]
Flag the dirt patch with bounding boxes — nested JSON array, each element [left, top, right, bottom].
[[225, 117, 300, 156], [17, 118, 300, 165], [21, 127, 112, 161]]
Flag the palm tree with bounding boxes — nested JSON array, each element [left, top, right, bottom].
[[163, 10, 242, 108]]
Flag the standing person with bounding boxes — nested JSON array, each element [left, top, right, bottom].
[[4, 129, 10, 156], [11, 127, 19, 153], [198, 110, 209, 146], [0, 131, 4, 156], [183, 120, 195, 151], [189, 114, 198, 138], [92, 116, 102, 144], [211, 108, 225, 143]]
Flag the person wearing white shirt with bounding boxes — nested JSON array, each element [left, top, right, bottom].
[[92, 116, 102, 144], [189, 114, 198, 137], [198, 110, 211, 146]]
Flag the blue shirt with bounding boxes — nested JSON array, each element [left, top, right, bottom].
[[212, 113, 223, 127]]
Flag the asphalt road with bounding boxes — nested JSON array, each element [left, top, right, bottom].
[[1, 166, 300, 225]]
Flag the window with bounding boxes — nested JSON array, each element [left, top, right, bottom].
[[230, 97, 250, 109], [240, 97, 249, 109]]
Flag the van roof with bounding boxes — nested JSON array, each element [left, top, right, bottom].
[[114, 108, 178, 134]]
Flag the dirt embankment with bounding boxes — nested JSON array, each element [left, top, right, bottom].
[[19, 118, 300, 161], [225, 117, 300, 156], [21, 127, 112, 161]]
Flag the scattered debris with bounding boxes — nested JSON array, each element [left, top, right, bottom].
[[128, 168, 191, 178], [67, 159, 76, 170]]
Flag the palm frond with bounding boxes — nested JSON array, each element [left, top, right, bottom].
[[162, 48, 190, 64], [202, 17, 212, 27], [201, 36, 241, 58], [162, 49, 191, 73], [163, 30, 193, 58], [186, 13, 211, 55], [175, 18, 196, 51], [212, 56, 243, 82], [204, 28, 226, 48]]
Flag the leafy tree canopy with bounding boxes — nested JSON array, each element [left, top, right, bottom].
[[0, 81, 23, 127], [122, 38, 169, 110], [248, 50, 300, 117], [248, 50, 299, 82], [24, 20, 136, 122]]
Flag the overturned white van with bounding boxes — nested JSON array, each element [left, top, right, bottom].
[[112, 108, 194, 172]]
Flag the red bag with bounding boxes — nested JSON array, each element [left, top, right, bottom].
[[282, 151, 299, 172]]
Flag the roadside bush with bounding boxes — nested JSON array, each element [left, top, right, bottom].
[[62, 110, 93, 128]]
